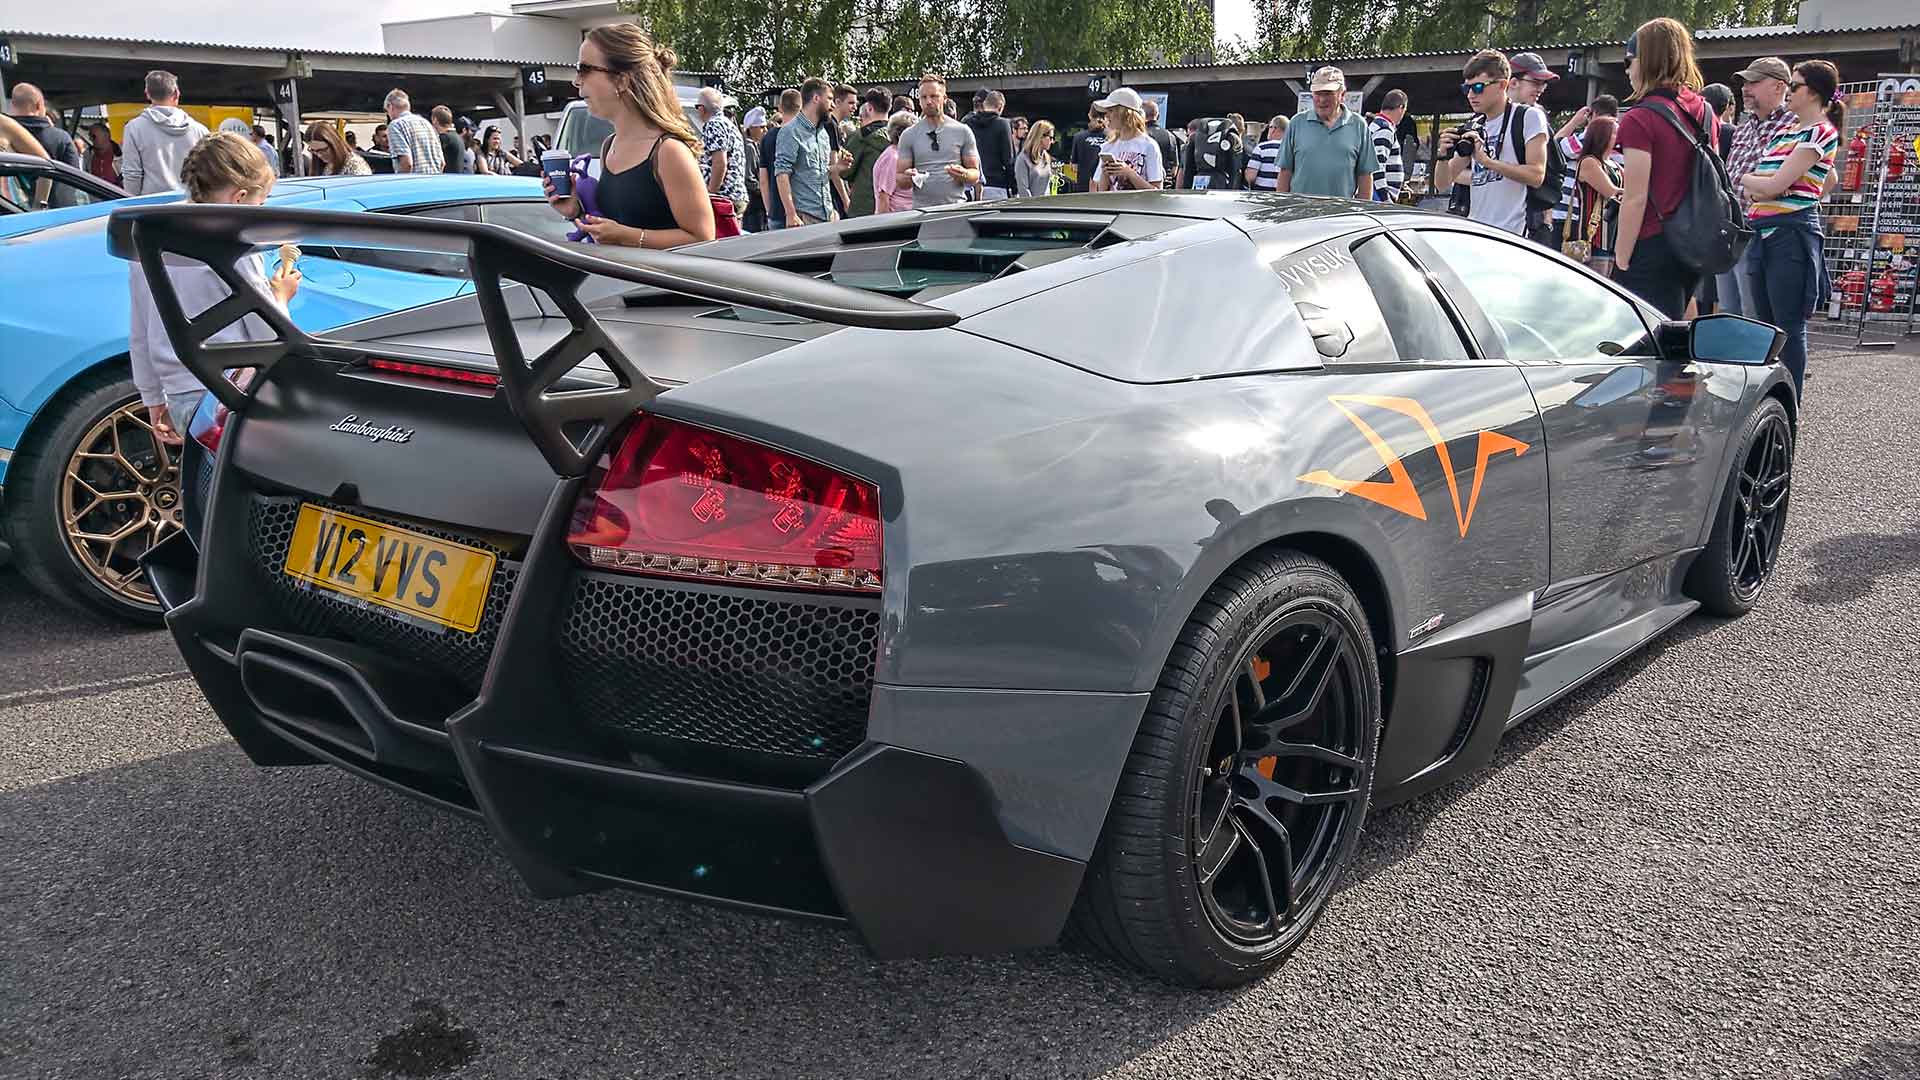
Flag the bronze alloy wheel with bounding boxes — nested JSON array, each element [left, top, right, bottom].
[[57, 399, 180, 609]]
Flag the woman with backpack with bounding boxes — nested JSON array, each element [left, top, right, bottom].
[[1738, 60, 1843, 397], [1611, 18, 1718, 318]]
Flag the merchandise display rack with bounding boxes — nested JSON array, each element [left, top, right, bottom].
[[1814, 76, 1920, 346]]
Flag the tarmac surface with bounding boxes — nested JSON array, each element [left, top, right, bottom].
[[1, 343, 1916, 1079]]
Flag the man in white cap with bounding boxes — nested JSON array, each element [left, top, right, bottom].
[[1275, 66, 1377, 198]]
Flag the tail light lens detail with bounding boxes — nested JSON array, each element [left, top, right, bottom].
[[187, 368, 256, 453], [366, 358, 502, 388], [568, 415, 882, 593]]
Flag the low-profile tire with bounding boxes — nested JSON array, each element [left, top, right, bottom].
[[1069, 549, 1381, 988], [3, 367, 178, 624], [1685, 396, 1792, 618]]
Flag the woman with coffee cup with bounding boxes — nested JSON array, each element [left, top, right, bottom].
[[543, 24, 714, 249]]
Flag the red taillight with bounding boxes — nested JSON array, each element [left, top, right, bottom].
[[366, 358, 502, 387], [188, 368, 256, 453], [568, 415, 882, 593]]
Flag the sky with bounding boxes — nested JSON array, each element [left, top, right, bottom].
[[5, 0, 1262, 53]]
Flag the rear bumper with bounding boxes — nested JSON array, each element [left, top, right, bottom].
[[145, 495, 1124, 958]]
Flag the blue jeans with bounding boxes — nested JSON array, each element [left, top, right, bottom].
[[1730, 243, 1761, 319], [1747, 208, 1827, 399]]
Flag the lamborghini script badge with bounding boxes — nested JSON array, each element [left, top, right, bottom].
[[329, 415, 414, 445], [1299, 394, 1527, 537]]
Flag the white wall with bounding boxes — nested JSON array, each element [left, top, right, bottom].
[[1796, 0, 1914, 31], [382, 13, 580, 61]]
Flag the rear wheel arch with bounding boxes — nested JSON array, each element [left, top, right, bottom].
[[5, 353, 133, 486]]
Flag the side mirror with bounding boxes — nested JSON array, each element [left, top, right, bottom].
[[1685, 313, 1786, 366]]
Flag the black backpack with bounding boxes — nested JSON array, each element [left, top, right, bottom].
[[1190, 117, 1244, 191], [1635, 97, 1753, 275], [1496, 104, 1565, 213]]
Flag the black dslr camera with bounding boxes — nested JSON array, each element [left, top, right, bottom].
[[1451, 124, 1479, 158]]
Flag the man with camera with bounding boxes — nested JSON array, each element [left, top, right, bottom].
[[1435, 51, 1549, 238]]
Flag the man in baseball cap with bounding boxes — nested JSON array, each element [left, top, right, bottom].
[[1734, 56, 1792, 85], [1509, 52, 1560, 108], [1275, 66, 1377, 198], [1724, 57, 1795, 314]]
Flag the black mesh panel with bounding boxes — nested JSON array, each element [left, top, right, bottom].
[[559, 575, 879, 770], [247, 494, 518, 696]]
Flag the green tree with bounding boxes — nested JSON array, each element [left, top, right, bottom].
[[621, 0, 1217, 88], [1249, 0, 1800, 62]]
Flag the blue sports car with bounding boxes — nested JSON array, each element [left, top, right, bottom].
[[0, 173, 566, 621]]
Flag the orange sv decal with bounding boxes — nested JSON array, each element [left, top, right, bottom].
[[1298, 394, 1529, 537]]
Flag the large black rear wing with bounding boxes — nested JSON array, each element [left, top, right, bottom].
[[107, 203, 958, 475]]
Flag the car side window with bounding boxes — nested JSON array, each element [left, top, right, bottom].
[[1270, 238, 1396, 364], [327, 205, 477, 279], [1418, 229, 1651, 362], [481, 200, 575, 246], [1350, 235, 1471, 362]]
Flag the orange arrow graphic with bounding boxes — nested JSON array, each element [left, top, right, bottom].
[[1298, 395, 1529, 537]]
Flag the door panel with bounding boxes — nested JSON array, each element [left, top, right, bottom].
[[1413, 228, 1741, 627]]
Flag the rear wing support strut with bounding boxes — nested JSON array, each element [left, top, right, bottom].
[[108, 203, 959, 476]]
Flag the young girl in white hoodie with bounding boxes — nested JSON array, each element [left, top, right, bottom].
[[128, 132, 300, 444]]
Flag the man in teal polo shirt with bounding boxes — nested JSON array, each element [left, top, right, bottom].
[[1275, 66, 1378, 199]]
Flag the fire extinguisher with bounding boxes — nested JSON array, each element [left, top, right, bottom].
[[1839, 269, 1868, 308], [1842, 128, 1868, 191], [1870, 271, 1898, 313], [1889, 139, 1907, 180]]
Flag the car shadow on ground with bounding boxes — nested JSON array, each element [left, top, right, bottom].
[[1342, 613, 1725, 891], [1790, 521, 1920, 607], [0, 618, 1735, 1078], [0, 568, 178, 697]]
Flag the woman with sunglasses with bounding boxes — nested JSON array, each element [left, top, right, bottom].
[[1611, 17, 1716, 318], [545, 24, 715, 248], [304, 122, 371, 176], [1738, 60, 1843, 397]]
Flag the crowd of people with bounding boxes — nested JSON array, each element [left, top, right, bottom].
[[8, 14, 1852, 390]]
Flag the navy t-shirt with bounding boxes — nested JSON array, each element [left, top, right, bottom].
[[759, 126, 785, 226]]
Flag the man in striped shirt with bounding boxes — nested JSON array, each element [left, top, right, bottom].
[[1369, 89, 1406, 202], [1243, 115, 1288, 191], [1726, 57, 1798, 316]]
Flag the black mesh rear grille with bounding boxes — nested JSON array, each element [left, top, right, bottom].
[[559, 575, 879, 772], [247, 495, 518, 696]]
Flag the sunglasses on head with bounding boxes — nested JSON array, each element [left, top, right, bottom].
[[1461, 79, 1502, 95]]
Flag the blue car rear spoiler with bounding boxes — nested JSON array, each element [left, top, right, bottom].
[[106, 202, 958, 476]]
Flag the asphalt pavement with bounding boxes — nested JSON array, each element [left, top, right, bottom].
[[2, 344, 1916, 1080]]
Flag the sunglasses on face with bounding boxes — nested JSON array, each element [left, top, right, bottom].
[[575, 62, 616, 79], [1462, 80, 1501, 95], [1788, 80, 1808, 91]]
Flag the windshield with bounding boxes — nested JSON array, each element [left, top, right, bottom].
[[556, 104, 704, 157]]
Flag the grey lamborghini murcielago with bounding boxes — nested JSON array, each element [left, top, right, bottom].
[[111, 191, 1793, 987]]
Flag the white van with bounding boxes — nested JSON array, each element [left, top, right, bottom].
[[553, 86, 738, 157]]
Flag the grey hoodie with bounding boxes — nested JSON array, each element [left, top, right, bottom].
[[120, 105, 209, 195]]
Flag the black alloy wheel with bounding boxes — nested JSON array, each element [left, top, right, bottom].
[[1071, 550, 1380, 987], [1192, 607, 1369, 946], [1729, 410, 1791, 603], [1685, 396, 1792, 618]]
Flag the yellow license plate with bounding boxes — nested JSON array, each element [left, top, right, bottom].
[[282, 504, 496, 633]]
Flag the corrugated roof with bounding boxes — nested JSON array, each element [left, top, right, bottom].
[[866, 20, 1919, 82], [0, 28, 722, 75]]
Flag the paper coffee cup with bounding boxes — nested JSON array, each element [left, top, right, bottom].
[[541, 149, 573, 197]]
